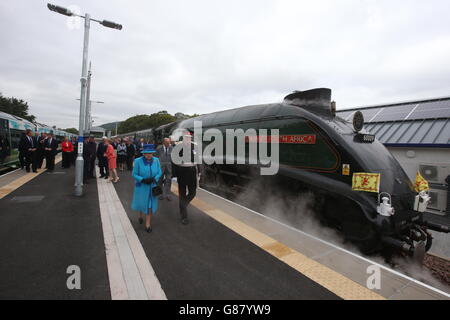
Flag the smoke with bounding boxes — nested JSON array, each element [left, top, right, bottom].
[[231, 177, 358, 251], [391, 255, 450, 294], [226, 176, 450, 294]]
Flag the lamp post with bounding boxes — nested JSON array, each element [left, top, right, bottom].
[[48, 3, 122, 196]]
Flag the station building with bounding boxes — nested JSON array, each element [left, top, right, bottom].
[[337, 96, 450, 217]]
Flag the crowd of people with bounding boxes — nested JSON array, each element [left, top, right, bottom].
[[18, 129, 59, 172], [16, 129, 200, 234]]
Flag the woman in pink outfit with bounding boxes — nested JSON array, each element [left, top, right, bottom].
[[104, 139, 119, 183]]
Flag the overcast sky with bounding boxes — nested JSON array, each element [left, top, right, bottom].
[[1, 0, 449, 128]]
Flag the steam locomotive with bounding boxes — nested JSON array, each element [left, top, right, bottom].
[[150, 88, 450, 260]]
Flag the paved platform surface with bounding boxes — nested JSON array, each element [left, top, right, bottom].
[[113, 171, 340, 300], [0, 165, 110, 299], [0, 163, 448, 300]]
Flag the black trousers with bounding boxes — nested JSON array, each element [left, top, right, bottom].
[[18, 151, 26, 168], [177, 167, 197, 220], [62, 152, 71, 168], [38, 150, 45, 168], [71, 151, 77, 165], [98, 157, 109, 177], [126, 156, 134, 171], [89, 157, 96, 178], [25, 151, 38, 171], [45, 152, 55, 171]]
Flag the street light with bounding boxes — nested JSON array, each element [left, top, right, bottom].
[[47, 4, 73, 16], [48, 3, 122, 196]]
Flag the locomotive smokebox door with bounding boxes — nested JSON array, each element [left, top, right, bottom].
[[353, 111, 364, 132]]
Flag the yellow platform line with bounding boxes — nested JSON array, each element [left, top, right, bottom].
[[0, 155, 62, 199], [172, 185, 384, 300]]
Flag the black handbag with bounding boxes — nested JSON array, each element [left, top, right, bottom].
[[152, 185, 163, 197]]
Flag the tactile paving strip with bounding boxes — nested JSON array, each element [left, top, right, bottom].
[[172, 185, 385, 300]]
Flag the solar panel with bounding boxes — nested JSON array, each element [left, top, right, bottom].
[[370, 104, 417, 122], [336, 110, 353, 120], [359, 108, 381, 122], [408, 100, 450, 120]]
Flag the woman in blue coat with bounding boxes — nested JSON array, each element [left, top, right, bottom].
[[131, 144, 162, 232]]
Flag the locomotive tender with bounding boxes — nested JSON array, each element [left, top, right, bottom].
[[155, 88, 449, 259]]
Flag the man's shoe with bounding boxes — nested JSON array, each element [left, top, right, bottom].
[[32, 170, 37, 173], [158, 195, 164, 200], [181, 218, 189, 225]]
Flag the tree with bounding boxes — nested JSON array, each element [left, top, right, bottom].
[[0, 93, 36, 122], [63, 128, 79, 135], [118, 112, 177, 134]]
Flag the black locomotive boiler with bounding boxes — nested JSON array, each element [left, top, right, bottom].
[[157, 88, 449, 259]]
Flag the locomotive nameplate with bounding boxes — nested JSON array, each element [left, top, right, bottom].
[[245, 135, 316, 144]]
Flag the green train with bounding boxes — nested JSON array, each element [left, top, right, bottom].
[[0, 111, 75, 172], [109, 88, 449, 259], [152, 88, 449, 260]]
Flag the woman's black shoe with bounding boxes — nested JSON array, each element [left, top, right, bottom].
[[146, 226, 152, 233], [138, 217, 143, 225]]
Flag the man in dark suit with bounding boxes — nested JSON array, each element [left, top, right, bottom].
[[37, 132, 48, 169], [19, 129, 38, 172], [172, 132, 200, 225], [97, 136, 109, 179], [155, 137, 173, 201], [86, 135, 97, 179], [125, 138, 136, 171], [44, 133, 59, 172]]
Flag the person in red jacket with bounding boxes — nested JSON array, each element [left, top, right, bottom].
[[104, 138, 119, 183], [61, 136, 74, 168]]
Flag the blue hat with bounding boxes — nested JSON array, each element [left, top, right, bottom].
[[142, 144, 156, 154]]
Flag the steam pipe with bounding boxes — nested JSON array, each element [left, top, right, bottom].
[[421, 221, 450, 233], [381, 236, 414, 256]]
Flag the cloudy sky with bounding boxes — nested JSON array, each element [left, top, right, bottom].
[[0, 0, 449, 128]]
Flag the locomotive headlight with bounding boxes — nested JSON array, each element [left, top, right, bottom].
[[353, 111, 364, 133]]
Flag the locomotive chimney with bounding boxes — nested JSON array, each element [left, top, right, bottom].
[[283, 88, 333, 116]]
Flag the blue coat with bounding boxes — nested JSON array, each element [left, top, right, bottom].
[[131, 156, 163, 215]]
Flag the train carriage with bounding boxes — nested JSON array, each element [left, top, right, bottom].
[[0, 111, 75, 171]]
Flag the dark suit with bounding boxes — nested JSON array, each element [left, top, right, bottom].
[[44, 138, 59, 171], [19, 134, 37, 171], [37, 135, 47, 168], [86, 141, 97, 178], [155, 144, 173, 197], [97, 142, 109, 177], [172, 142, 199, 220], [126, 143, 136, 171]]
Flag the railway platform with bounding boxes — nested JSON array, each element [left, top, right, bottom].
[[0, 162, 449, 300]]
